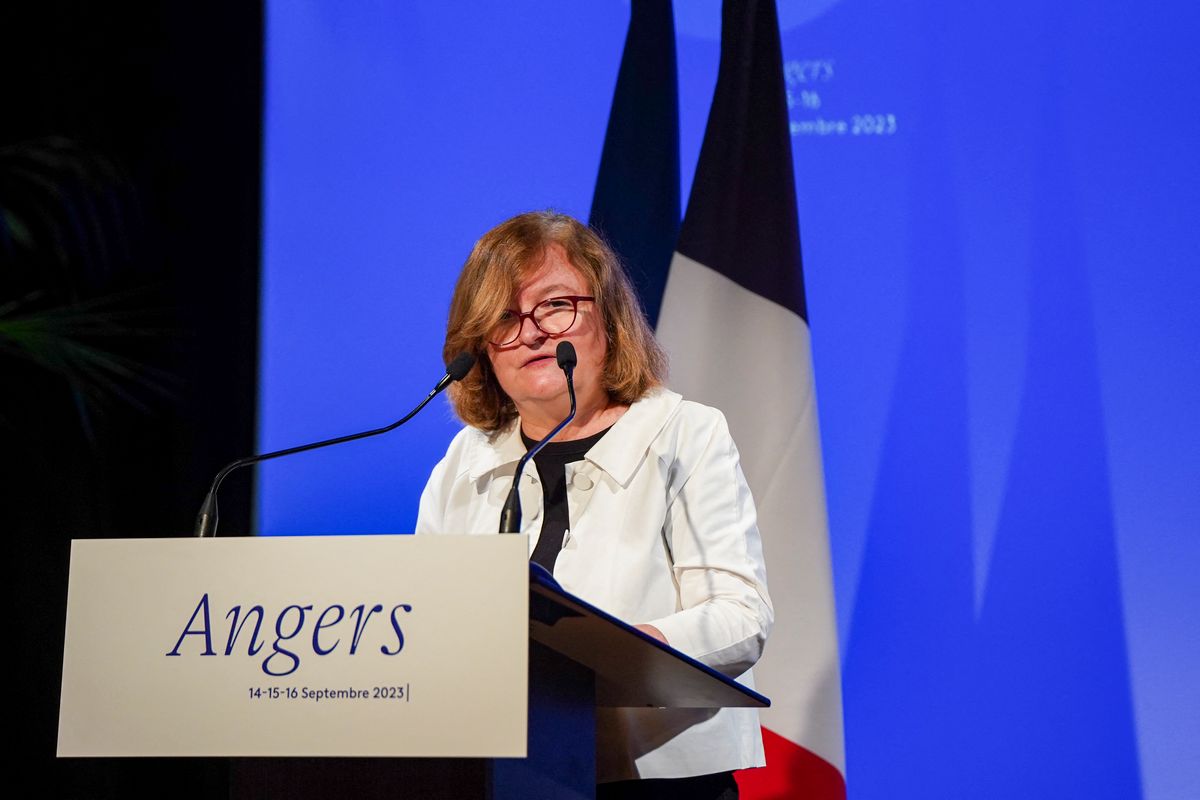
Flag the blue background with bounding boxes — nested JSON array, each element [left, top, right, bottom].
[[260, 2, 1198, 797]]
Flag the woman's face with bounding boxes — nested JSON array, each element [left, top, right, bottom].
[[485, 245, 608, 419]]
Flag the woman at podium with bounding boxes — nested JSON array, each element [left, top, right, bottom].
[[417, 211, 772, 799]]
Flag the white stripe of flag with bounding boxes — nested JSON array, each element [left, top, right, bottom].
[[657, 1, 846, 795]]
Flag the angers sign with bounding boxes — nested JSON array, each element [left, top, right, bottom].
[[58, 534, 527, 757], [165, 594, 414, 677]]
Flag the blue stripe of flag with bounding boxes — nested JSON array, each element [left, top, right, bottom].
[[588, 0, 681, 328]]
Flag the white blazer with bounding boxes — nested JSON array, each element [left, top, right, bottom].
[[417, 388, 772, 781]]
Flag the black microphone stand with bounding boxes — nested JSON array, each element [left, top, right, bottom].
[[195, 352, 475, 538]]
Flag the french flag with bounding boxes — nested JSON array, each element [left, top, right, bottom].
[[591, 1, 846, 797]]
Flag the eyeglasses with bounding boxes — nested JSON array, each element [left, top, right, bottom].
[[488, 295, 595, 346]]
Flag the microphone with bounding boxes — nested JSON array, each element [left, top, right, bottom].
[[555, 340, 577, 373], [499, 342, 577, 534], [437, 351, 478, 391], [194, 352, 477, 538]]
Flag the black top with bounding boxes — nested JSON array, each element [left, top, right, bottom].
[[521, 425, 611, 574]]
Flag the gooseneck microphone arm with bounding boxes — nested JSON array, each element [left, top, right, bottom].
[[498, 342, 578, 534], [194, 352, 477, 538]]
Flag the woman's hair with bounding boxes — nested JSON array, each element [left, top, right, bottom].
[[444, 210, 667, 431]]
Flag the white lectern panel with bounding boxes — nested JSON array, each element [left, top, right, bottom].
[[58, 535, 527, 757]]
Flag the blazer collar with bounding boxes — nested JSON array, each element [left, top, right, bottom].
[[465, 388, 682, 486]]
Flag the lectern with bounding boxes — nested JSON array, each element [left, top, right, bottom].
[[59, 536, 767, 800]]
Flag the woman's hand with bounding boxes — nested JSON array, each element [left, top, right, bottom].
[[634, 623, 668, 644]]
